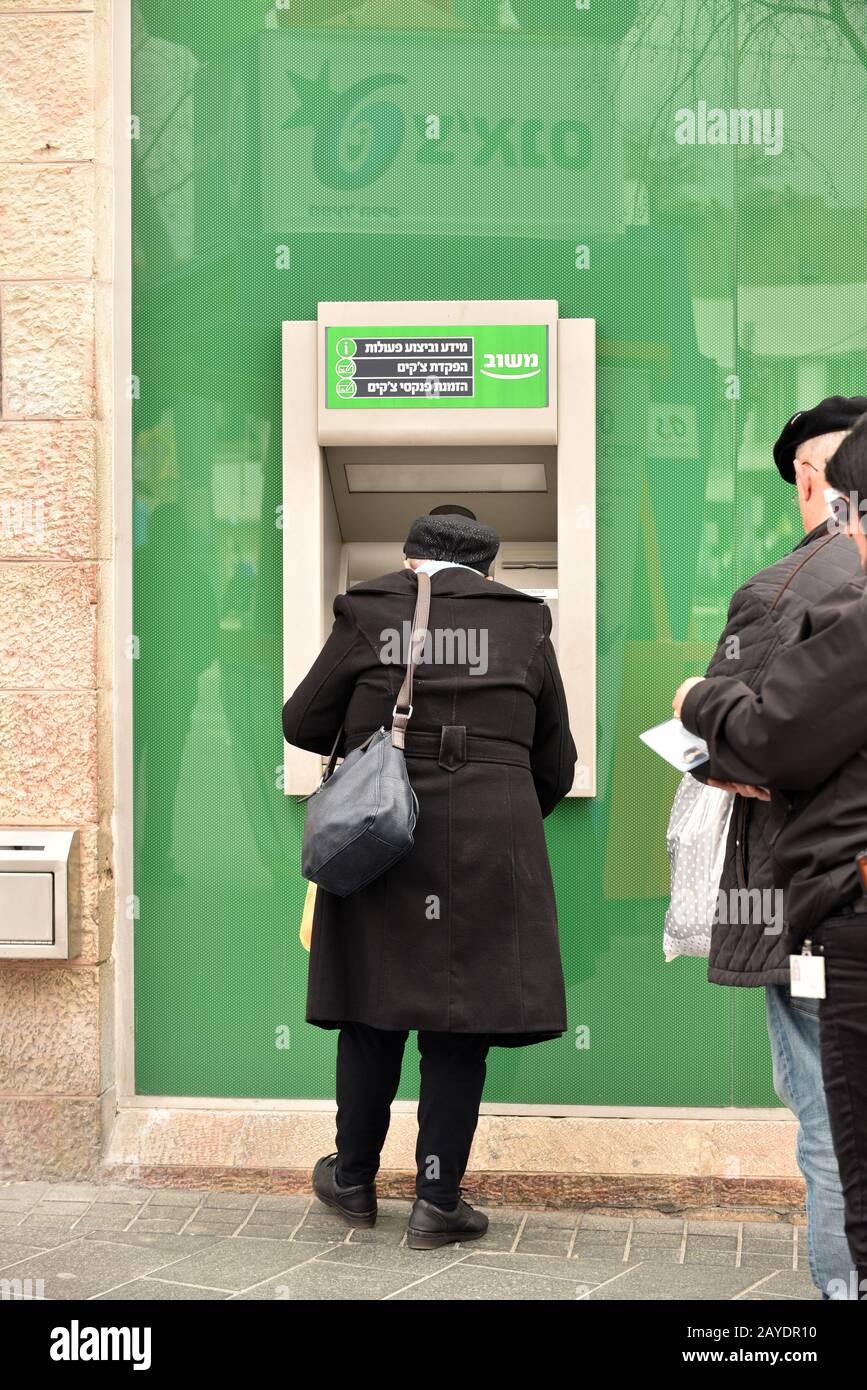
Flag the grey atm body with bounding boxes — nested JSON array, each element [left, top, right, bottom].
[[282, 299, 596, 797]]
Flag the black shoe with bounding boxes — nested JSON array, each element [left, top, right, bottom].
[[406, 1196, 489, 1250], [312, 1153, 377, 1227]]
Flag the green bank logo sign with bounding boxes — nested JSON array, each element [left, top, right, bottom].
[[286, 68, 590, 193], [264, 39, 615, 238], [326, 325, 549, 409]]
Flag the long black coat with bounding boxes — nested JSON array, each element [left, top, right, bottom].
[[282, 566, 577, 1046]]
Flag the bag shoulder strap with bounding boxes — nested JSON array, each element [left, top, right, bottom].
[[392, 570, 430, 750], [317, 571, 431, 781]]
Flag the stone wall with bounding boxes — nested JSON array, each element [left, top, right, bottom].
[[0, 0, 115, 1177]]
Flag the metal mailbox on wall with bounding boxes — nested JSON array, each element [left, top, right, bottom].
[[0, 830, 77, 960], [282, 297, 596, 797]]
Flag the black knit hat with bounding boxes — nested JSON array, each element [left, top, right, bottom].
[[773, 395, 867, 483], [403, 513, 500, 575]]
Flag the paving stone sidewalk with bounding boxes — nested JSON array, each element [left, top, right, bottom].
[[0, 1182, 819, 1301]]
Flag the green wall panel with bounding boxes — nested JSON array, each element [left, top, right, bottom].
[[131, 1, 867, 1104]]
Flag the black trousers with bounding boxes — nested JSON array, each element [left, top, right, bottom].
[[334, 1023, 490, 1207], [814, 914, 867, 1294]]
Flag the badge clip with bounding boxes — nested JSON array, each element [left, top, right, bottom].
[[790, 938, 826, 999]]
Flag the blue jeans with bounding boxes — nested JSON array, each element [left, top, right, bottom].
[[765, 985, 856, 1298]]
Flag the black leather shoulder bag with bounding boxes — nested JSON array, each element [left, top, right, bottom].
[[300, 571, 431, 897]]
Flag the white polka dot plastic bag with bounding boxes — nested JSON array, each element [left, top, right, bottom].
[[663, 774, 734, 962]]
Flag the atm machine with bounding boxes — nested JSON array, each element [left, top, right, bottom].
[[282, 299, 596, 797]]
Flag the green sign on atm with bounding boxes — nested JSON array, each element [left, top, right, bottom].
[[325, 324, 549, 408]]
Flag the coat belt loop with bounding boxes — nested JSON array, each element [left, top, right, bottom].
[[438, 724, 467, 772]]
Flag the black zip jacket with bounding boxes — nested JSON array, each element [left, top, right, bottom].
[[682, 568, 867, 946], [698, 525, 862, 984]]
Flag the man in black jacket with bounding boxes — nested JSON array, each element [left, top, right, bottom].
[[674, 408, 867, 1297], [686, 396, 866, 1298]]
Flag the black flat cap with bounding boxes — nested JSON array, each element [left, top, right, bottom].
[[773, 395, 867, 483], [404, 512, 500, 575]]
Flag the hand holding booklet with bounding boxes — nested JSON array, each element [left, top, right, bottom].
[[640, 717, 709, 773]]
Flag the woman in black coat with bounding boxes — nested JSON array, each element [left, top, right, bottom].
[[282, 511, 576, 1248]]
